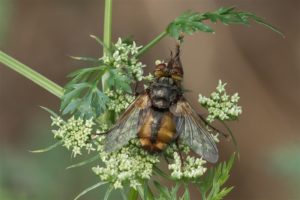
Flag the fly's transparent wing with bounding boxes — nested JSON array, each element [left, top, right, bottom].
[[104, 94, 151, 152], [170, 98, 219, 163]]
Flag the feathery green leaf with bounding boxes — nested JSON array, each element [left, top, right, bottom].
[[74, 182, 107, 200], [29, 140, 63, 153], [66, 155, 99, 170], [167, 6, 283, 39]]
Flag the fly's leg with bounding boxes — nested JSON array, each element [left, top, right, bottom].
[[163, 154, 170, 165], [175, 139, 184, 170], [198, 114, 229, 138], [134, 82, 139, 97], [90, 130, 109, 141]]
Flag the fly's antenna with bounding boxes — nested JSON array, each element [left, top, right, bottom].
[[169, 48, 173, 58], [167, 35, 184, 77], [175, 43, 180, 59], [167, 48, 174, 70]]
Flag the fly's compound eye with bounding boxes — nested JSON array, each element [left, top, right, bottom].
[[171, 66, 183, 81], [154, 63, 167, 78]]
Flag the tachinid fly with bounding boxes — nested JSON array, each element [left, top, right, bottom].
[[104, 44, 219, 163]]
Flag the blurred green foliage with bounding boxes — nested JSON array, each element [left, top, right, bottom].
[[0, 115, 122, 200], [272, 145, 300, 198], [0, 0, 12, 44]]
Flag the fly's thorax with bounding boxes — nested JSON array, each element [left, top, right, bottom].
[[149, 77, 180, 109]]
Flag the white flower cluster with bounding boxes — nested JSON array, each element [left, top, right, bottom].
[[102, 38, 146, 81], [51, 116, 95, 157], [105, 89, 135, 115], [168, 152, 207, 180], [199, 80, 242, 123], [92, 139, 160, 189], [155, 59, 166, 65]]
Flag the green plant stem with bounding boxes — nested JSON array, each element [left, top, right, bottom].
[[102, 0, 114, 123], [128, 188, 138, 200], [0, 51, 64, 98], [136, 31, 168, 58], [102, 0, 113, 92], [103, 0, 113, 55], [220, 120, 240, 158]]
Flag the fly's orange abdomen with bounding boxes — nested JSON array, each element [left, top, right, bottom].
[[138, 111, 153, 139], [138, 111, 176, 152], [156, 112, 176, 143]]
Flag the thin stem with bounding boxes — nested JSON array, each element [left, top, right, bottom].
[[101, 0, 115, 123], [128, 188, 138, 200], [135, 14, 216, 58], [0, 51, 64, 98], [102, 0, 113, 93], [136, 31, 168, 58], [219, 120, 240, 159], [103, 0, 113, 56]]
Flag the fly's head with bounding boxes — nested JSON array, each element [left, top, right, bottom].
[[154, 63, 170, 78], [154, 45, 184, 82]]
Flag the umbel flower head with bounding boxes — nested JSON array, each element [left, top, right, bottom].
[[48, 97, 237, 197], [50, 115, 204, 189], [50, 115, 211, 189], [92, 137, 209, 189], [102, 37, 148, 82], [168, 152, 207, 180], [166, 144, 207, 180], [51, 116, 96, 157], [199, 80, 242, 123], [92, 138, 160, 189], [105, 89, 135, 115]]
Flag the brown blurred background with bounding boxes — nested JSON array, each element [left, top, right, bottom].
[[0, 0, 300, 199]]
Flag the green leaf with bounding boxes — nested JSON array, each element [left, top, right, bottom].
[[167, 23, 180, 39], [167, 11, 214, 39], [182, 186, 190, 200], [67, 66, 104, 78], [40, 106, 59, 118], [128, 188, 138, 200], [107, 69, 132, 93], [66, 155, 99, 170], [29, 140, 63, 153], [214, 186, 234, 200], [166, 6, 283, 39], [153, 166, 171, 180], [199, 154, 236, 200], [69, 56, 101, 63], [61, 83, 90, 111], [90, 34, 111, 53], [74, 182, 107, 200], [61, 66, 109, 118], [120, 189, 127, 200], [61, 99, 81, 115], [170, 183, 181, 199], [0, 51, 64, 98], [103, 185, 113, 200], [216, 7, 236, 15], [143, 182, 154, 200], [243, 12, 284, 37], [192, 22, 214, 33], [153, 181, 170, 198], [136, 185, 145, 200]]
